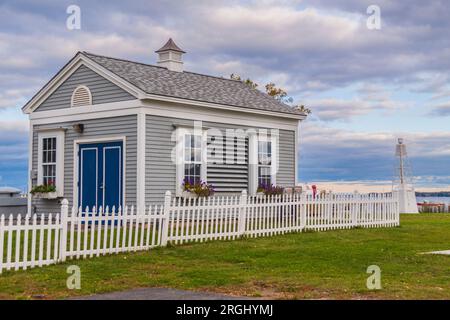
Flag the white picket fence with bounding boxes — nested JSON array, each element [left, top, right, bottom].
[[0, 191, 399, 274]]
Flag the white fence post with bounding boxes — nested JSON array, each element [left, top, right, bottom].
[[238, 190, 248, 236], [300, 194, 307, 231], [161, 191, 171, 246], [59, 199, 69, 262], [352, 193, 359, 227]]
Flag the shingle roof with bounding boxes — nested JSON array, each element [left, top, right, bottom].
[[82, 52, 305, 117]]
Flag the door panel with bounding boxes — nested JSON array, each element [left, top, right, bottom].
[[79, 142, 123, 210], [80, 148, 98, 209], [103, 146, 122, 209]]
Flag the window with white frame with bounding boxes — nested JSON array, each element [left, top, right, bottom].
[[37, 130, 65, 196], [175, 128, 207, 195], [248, 132, 278, 195], [184, 134, 203, 184], [42, 137, 57, 186], [258, 140, 272, 187]]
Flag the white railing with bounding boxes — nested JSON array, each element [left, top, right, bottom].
[[0, 191, 399, 274]]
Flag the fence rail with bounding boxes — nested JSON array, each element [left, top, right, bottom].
[[0, 191, 399, 274]]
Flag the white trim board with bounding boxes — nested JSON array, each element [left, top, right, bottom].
[[27, 123, 33, 215], [137, 110, 146, 211], [30, 102, 300, 131]]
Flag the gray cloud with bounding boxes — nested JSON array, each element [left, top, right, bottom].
[[429, 103, 450, 117], [300, 122, 450, 184]]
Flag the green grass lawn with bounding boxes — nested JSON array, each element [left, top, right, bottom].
[[1, 214, 450, 300]]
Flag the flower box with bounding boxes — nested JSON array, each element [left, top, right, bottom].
[[182, 191, 198, 199], [32, 192, 59, 199]]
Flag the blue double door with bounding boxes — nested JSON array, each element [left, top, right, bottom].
[[78, 141, 123, 210]]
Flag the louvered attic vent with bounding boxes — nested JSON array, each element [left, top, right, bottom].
[[71, 85, 92, 107]]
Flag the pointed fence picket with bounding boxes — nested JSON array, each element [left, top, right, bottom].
[[0, 191, 399, 274]]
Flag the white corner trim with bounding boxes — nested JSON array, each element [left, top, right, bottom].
[[295, 121, 300, 186], [36, 130, 65, 197], [137, 110, 146, 212], [27, 122, 33, 215], [72, 136, 127, 210]]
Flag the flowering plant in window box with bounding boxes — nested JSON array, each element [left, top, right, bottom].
[[257, 183, 284, 196], [31, 184, 58, 199], [182, 178, 215, 198]]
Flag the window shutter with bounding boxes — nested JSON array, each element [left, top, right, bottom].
[[71, 86, 92, 107]]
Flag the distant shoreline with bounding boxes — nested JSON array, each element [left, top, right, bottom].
[[416, 192, 450, 197]]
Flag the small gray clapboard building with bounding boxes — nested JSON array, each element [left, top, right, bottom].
[[22, 39, 306, 214], [0, 187, 27, 216]]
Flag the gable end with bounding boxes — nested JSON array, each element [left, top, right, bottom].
[[34, 65, 135, 112]]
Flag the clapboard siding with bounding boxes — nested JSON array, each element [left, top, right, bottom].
[[31, 115, 137, 214], [145, 115, 296, 204], [277, 129, 296, 187], [35, 65, 134, 112]]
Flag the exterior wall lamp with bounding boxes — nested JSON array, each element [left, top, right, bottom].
[[73, 123, 84, 134]]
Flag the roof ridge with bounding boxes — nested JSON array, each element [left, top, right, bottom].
[[82, 51, 248, 84], [81, 51, 304, 116]]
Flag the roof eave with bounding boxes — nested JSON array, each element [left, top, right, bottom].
[[140, 94, 306, 121]]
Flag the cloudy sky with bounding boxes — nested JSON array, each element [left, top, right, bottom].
[[1, 0, 449, 191]]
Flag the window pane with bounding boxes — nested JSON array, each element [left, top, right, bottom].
[[193, 149, 201, 162], [258, 140, 272, 166], [194, 136, 202, 148], [184, 134, 202, 163], [43, 164, 56, 186], [258, 166, 271, 187], [185, 135, 191, 148], [184, 163, 201, 184]]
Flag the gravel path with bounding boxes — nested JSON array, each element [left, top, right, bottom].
[[72, 287, 253, 300]]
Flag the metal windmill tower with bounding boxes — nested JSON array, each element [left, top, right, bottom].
[[393, 138, 419, 213]]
